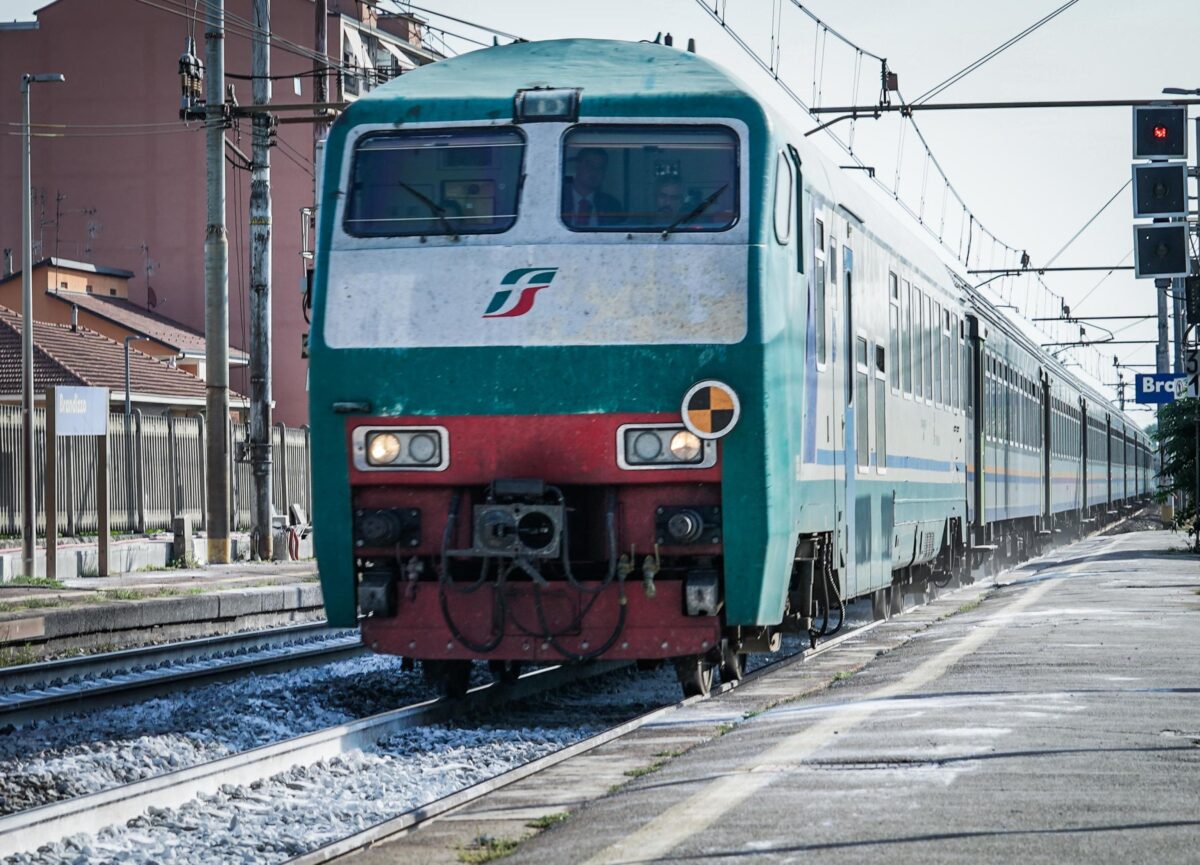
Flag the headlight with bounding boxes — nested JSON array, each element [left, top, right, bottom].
[[354, 426, 449, 471], [617, 424, 715, 470], [669, 430, 702, 461], [633, 431, 663, 461], [367, 432, 402, 465], [407, 432, 439, 464]]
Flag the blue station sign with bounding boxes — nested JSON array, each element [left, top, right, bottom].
[[1134, 373, 1188, 404], [53, 386, 110, 436]]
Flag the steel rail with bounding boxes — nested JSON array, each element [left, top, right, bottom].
[[0, 660, 622, 859], [0, 621, 362, 725]]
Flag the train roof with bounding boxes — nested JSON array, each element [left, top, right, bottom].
[[342, 38, 761, 122]]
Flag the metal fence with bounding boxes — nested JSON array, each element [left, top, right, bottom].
[[0, 404, 311, 537]]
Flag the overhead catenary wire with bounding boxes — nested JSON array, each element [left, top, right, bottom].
[[695, 0, 1100, 371], [1043, 178, 1131, 269], [912, 0, 1081, 105]]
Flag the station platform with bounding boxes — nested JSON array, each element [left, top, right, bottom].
[[0, 560, 322, 661], [369, 528, 1200, 865]]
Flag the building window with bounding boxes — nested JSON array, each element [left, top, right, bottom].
[[109, 288, 117, 296], [85, 285, 94, 294]]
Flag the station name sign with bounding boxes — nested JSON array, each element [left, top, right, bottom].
[[53, 386, 109, 436], [1135, 373, 1190, 404]]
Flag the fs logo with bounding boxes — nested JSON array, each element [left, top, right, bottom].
[[483, 267, 558, 318]]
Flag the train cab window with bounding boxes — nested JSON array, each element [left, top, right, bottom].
[[345, 128, 525, 236], [829, 238, 838, 286], [560, 126, 738, 232], [773, 151, 793, 244]]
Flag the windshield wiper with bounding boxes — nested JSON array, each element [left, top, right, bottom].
[[661, 184, 728, 237], [398, 182, 458, 238]]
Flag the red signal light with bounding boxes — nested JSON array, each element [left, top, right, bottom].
[[1153, 124, 1169, 140]]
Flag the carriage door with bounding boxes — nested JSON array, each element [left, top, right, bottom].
[[839, 244, 858, 592]]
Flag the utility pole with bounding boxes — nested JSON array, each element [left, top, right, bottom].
[[249, 0, 273, 560], [20, 71, 65, 578], [1172, 277, 1185, 372], [205, 0, 231, 564], [313, 0, 328, 165], [1156, 278, 1170, 375]]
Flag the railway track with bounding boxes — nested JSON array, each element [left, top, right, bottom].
[[0, 621, 363, 726], [0, 660, 623, 860]]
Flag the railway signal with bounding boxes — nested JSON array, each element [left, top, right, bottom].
[[1133, 224, 1191, 278], [1132, 162, 1188, 218], [1132, 105, 1188, 160], [1131, 105, 1191, 280]]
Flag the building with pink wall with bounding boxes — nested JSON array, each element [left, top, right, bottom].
[[0, 0, 437, 425]]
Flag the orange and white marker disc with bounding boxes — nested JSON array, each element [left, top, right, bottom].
[[682, 380, 740, 440]]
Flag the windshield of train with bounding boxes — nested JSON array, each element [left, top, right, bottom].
[[561, 126, 738, 232], [344, 128, 525, 236]]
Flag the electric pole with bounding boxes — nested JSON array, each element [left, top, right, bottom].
[[249, 0, 273, 560], [313, 0, 328, 165], [205, 0, 231, 564]]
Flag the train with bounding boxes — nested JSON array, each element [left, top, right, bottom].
[[307, 38, 1152, 697]]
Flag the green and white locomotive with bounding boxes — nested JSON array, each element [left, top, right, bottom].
[[308, 39, 1152, 696]]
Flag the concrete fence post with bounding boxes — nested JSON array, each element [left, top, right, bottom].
[[197, 413, 208, 532], [276, 421, 289, 519], [167, 415, 179, 523], [134, 409, 146, 534]]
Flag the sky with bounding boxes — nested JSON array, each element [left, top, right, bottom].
[[3, 0, 1197, 424]]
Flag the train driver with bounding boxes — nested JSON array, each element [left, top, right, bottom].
[[562, 147, 625, 227]]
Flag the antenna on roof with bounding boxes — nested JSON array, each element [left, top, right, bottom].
[[664, 33, 673, 47], [687, 37, 696, 53]]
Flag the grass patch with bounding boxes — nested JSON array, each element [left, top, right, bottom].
[[832, 670, 855, 682], [956, 598, 983, 614], [6, 577, 63, 589], [457, 836, 518, 864], [714, 722, 736, 736], [0, 597, 69, 613], [652, 748, 684, 759], [624, 759, 669, 778], [101, 588, 150, 601], [525, 812, 568, 830], [0, 644, 38, 667]]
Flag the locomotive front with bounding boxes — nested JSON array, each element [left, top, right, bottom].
[[309, 41, 776, 693]]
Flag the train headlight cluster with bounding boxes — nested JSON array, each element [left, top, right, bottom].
[[617, 424, 716, 470], [353, 426, 450, 471]]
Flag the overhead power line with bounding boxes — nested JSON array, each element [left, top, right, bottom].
[[913, 0, 1081, 105]]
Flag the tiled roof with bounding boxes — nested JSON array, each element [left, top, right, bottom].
[[0, 307, 243, 404], [61, 292, 206, 354]]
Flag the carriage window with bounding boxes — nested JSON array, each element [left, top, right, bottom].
[[814, 258, 827, 365], [345, 128, 524, 236], [875, 346, 887, 470], [888, 273, 900, 391], [561, 126, 738, 232], [773, 151, 793, 244], [932, 300, 943, 406], [855, 337, 869, 469]]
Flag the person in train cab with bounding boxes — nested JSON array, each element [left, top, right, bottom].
[[653, 176, 686, 221], [562, 147, 625, 227]]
